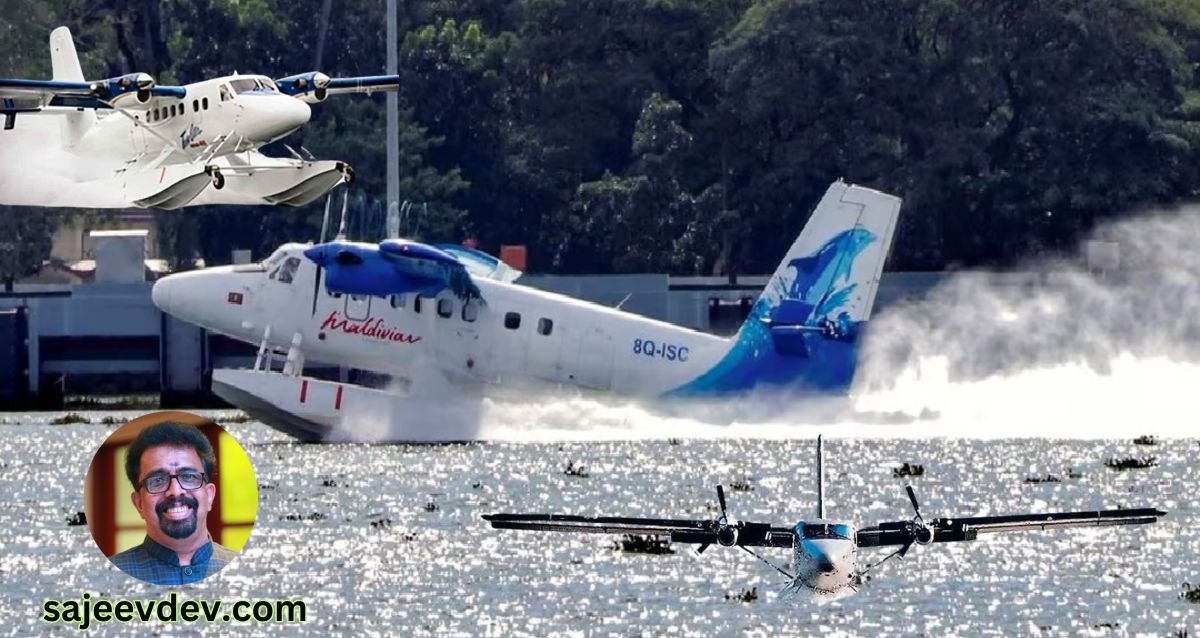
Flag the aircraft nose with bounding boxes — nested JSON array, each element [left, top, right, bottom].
[[282, 96, 311, 131], [801, 539, 844, 574], [244, 95, 311, 143]]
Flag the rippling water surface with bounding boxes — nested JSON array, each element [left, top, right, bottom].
[[0, 398, 1197, 636]]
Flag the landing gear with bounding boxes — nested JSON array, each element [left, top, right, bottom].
[[205, 165, 225, 190]]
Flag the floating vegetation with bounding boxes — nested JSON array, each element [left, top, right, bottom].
[[1067, 468, 1083, 479], [370, 517, 392, 529], [471, 480, 482, 489], [1104, 456, 1157, 470], [1183, 582, 1200, 604], [321, 479, 343, 488], [612, 535, 673, 555], [281, 512, 326, 521], [728, 478, 754, 492], [65, 396, 157, 410], [65, 511, 86, 526], [50, 413, 89, 425], [892, 463, 925, 478], [216, 412, 253, 424], [99, 416, 125, 426], [564, 461, 589, 478], [725, 587, 758, 603], [258, 482, 277, 490], [667, 438, 683, 446], [1133, 435, 1159, 446], [1024, 474, 1061, 484]]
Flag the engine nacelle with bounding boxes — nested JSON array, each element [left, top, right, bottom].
[[716, 525, 739, 547], [91, 72, 156, 105], [913, 521, 934, 545], [275, 72, 331, 104]]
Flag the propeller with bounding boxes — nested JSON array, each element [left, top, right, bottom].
[[897, 483, 933, 558], [695, 485, 738, 555]]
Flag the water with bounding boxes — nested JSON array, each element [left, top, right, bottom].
[[0, 404, 1196, 636]]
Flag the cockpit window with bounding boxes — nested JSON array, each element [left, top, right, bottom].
[[797, 523, 853, 540], [277, 257, 300, 284], [230, 78, 261, 94]]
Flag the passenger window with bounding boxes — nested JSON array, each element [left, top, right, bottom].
[[504, 312, 521, 330], [202, 97, 209, 110], [437, 298, 453, 318], [277, 257, 300, 284], [390, 294, 405, 309], [462, 300, 478, 323], [414, 296, 423, 314], [537, 318, 553, 336], [193, 99, 199, 112]]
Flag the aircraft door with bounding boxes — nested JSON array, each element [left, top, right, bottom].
[[451, 298, 490, 379], [525, 315, 564, 382], [344, 294, 372, 321], [575, 326, 613, 391], [490, 308, 529, 380]]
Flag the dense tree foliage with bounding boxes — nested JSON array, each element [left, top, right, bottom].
[[2, 0, 1198, 277]]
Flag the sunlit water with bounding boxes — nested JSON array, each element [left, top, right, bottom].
[[0, 391, 1196, 636]]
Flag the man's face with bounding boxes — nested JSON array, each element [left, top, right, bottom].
[[131, 445, 215, 545]]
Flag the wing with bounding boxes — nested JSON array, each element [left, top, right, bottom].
[[0, 75, 184, 111], [856, 508, 1166, 548], [275, 72, 399, 104], [484, 513, 796, 548]]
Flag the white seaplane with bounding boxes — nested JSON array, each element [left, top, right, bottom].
[[0, 26, 397, 209], [152, 181, 898, 441], [486, 436, 1167, 601]]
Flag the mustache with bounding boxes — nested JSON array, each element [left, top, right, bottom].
[[155, 495, 198, 516]]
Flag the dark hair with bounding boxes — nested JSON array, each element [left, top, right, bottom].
[[123, 422, 216, 488]]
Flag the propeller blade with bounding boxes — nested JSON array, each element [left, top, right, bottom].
[[905, 484, 921, 518], [898, 540, 914, 558], [695, 543, 710, 555], [717, 485, 728, 521]]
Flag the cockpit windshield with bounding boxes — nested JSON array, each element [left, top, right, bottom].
[[270, 256, 300, 284], [229, 77, 276, 94], [796, 523, 853, 540]]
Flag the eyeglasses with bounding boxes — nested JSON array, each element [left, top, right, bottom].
[[138, 471, 208, 494]]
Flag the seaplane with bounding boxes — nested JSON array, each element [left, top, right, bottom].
[[485, 436, 1167, 601], [152, 180, 899, 441], [0, 26, 397, 209]]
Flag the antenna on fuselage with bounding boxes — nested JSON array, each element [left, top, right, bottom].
[[816, 435, 826, 520]]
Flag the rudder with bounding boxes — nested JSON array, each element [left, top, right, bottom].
[[49, 26, 95, 146]]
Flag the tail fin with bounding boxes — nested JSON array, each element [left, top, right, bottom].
[[816, 435, 826, 519], [670, 181, 901, 395], [50, 27, 85, 81], [49, 26, 95, 146]]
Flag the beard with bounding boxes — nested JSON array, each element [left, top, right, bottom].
[[155, 495, 200, 540]]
